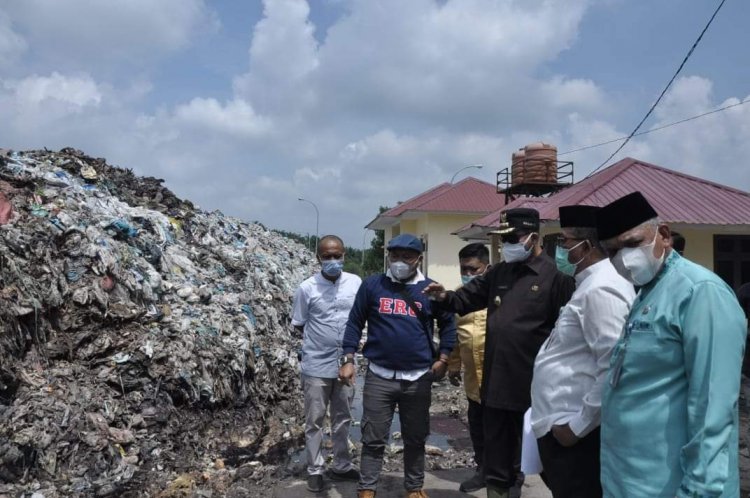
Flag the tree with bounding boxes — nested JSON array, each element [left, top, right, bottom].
[[362, 206, 388, 276]]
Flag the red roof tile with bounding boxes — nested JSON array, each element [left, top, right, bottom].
[[457, 157, 750, 238], [533, 157, 750, 224], [383, 177, 506, 217]]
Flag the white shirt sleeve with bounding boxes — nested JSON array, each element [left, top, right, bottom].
[[291, 283, 309, 327], [568, 284, 632, 436]]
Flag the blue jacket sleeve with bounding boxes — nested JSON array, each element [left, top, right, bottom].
[[342, 280, 369, 354], [435, 305, 457, 356], [677, 281, 747, 497]]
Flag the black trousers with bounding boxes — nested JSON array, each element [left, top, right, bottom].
[[483, 406, 523, 489], [467, 399, 484, 467], [537, 427, 602, 498]]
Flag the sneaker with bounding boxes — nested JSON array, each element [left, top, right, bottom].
[[328, 467, 361, 481], [459, 467, 486, 492], [306, 474, 324, 493], [405, 490, 429, 498]]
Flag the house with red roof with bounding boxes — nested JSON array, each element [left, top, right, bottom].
[[366, 177, 507, 288], [453, 157, 750, 290]]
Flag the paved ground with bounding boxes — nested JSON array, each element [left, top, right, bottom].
[[274, 469, 551, 497]]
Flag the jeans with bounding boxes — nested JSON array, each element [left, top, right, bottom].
[[302, 374, 355, 475], [358, 368, 432, 491]]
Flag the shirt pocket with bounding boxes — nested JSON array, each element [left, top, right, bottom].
[[626, 319, 660, 353]]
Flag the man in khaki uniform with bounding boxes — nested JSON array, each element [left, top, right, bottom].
[[448, 243, 489, 493]]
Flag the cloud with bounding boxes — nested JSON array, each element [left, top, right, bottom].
[[0, 11, 25, 67], [560, 76, 750, 188], [173, 98, 271, 138], [5, 72, 101, 109], [233, 0, 319, 115], [1, 0, 218, 69], [312, 0, 595, 132]]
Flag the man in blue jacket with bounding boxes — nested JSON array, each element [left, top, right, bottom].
[[339, 234, 457, 498]]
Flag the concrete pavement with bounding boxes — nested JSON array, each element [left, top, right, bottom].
[[273, 469, 551, 497]]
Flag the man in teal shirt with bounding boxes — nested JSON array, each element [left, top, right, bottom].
[[596, 192, 746, 498]]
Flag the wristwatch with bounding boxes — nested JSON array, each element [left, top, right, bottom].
[[339, 355, 355, 367]]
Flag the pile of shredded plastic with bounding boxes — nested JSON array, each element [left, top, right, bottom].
[[0, 148, 315, 497]]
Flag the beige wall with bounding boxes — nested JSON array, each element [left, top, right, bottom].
[[423, 214, 489, 289], [675, 226, 714, 270]]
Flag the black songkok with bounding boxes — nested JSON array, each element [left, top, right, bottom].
[[595, 192, 658, 241], [559, 205, 600, 228]]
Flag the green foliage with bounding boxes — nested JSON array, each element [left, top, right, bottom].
[[270, 206, 389, 278], [272, 229, 317, 251]]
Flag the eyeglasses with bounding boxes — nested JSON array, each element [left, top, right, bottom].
[[556, 235, 583, 246]]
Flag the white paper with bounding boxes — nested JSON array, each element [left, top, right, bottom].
[[521, 407, 543, 475]]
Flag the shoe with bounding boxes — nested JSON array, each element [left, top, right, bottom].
[[509, 480, 522, 498], [459, 467, 485, 492], [405, 490, 429, 498], [328, 467, 361, 481], [486, 484, 509, 498], [358, 490, 376, 498], [306, 474, 324, 493]]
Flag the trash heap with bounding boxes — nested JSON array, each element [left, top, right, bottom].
[[0, 148, 316, 497]]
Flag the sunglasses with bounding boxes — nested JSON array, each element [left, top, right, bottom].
[[500, 231, 530, 244]]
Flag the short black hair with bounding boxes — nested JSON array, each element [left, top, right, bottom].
[[317, 234, 345, 255], [671, 232, 685, 255], [737, 282, 750, 319], [458, 243, 489, 263]]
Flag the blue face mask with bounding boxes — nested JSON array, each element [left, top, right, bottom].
[[555, 240, 587, 276], [461, 274, 476, 286], [502, 233, 535, 263], [321, 258, 344, 277]]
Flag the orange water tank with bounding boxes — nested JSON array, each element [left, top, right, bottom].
[[511, 142, 558, 185], [510, 149, 525, 186]]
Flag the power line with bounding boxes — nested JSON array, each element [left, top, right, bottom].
[[559, 98, 748, 156], [585, 0, 728, 178]]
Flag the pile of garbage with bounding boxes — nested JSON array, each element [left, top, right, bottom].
[[0, 148, 316, 497]]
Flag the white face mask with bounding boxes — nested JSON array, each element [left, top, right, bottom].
[[390, 260, 416, 280], [502, 233, 535, 263], [611, 228, 665, 286]]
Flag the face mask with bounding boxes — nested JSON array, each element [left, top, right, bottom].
[[461, 274, 476, 285], [611, 229, 665, 286], [321, 258, 344, 278], [502, 233, 535, 263], [390, 260, 416, 280], [555, 240, 587, 276]]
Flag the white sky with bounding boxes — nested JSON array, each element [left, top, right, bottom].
[[1, 0, 749, 247]]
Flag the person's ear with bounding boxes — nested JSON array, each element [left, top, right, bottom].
[[657, 224, 671, 245]]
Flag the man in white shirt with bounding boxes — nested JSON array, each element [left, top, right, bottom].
[[292, 235, 362, 493], [530, 205, 635, 498]]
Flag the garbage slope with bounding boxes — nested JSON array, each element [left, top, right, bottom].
[[0, 148, 313, 497]]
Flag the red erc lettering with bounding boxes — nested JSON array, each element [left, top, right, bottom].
[[378, 297, 421, 317]]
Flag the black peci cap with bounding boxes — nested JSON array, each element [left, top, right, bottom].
[[489, 208, 540, 235], [559, 205, 600, 228], [595, 192, 658, 241]]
